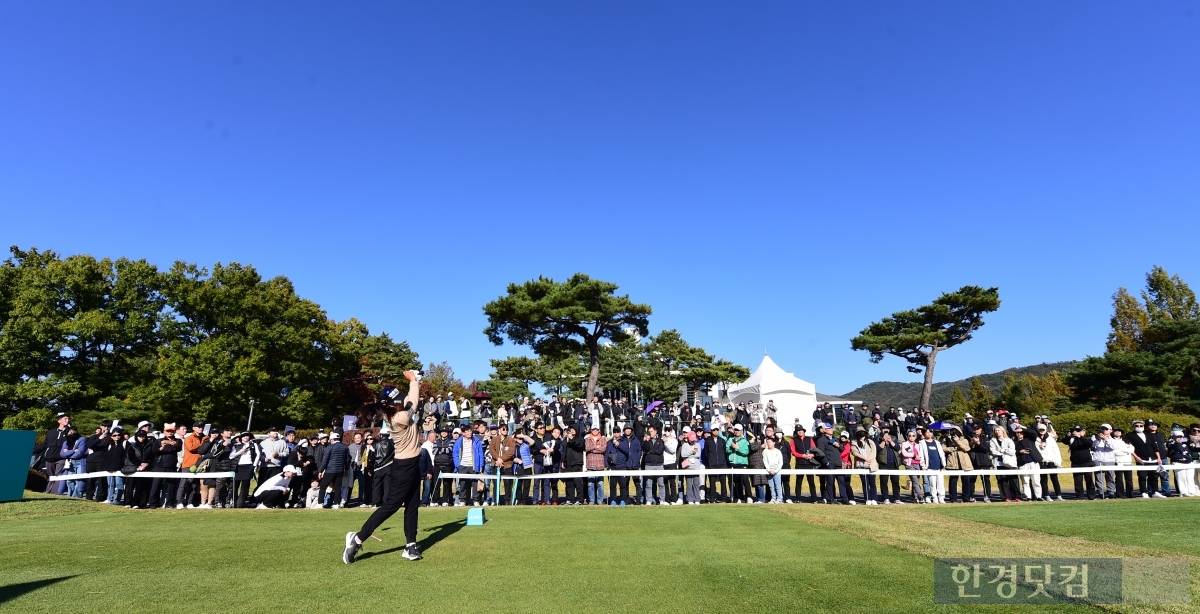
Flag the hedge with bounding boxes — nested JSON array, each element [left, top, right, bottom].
[[1049, 408, 1199, 435]]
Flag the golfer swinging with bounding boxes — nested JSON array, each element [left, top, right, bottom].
[[343, 369, 424, 563]]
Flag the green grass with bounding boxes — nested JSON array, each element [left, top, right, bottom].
[[2, 493, 1195, 613], [933, 497, 1200, 556]]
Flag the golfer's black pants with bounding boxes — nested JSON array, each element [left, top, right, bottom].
[[1039, 464, 1062, 497], [609, 476, 629, 504], [358, 456, 421, 545], [373, 466, 392, 505], [1073, 471, 1096, 500]]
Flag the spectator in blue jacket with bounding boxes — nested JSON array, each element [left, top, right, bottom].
[[452, 427, 485, 506], [60, 426, 88, 498], [318, 432, 350, 508], [606, 425, 641, 505]]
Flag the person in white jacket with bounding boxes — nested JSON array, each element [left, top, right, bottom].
[[1110, 427, 1136, 498], [918, 430, 948, 503], [763, 438, 784, 504], [253, 465, 296, 509], [990, 428, 1019, 501], [1035, 424, 1065, 501]]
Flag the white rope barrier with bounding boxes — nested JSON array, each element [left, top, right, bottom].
[[436, 463, 1200, 482], [49, 471, 235, 481]]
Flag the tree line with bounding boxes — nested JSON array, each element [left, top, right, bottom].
[[478, 274, 749, 402], [0, 247, 419, 432]]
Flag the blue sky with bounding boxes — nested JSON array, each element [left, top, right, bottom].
[[2, 2, 1198, 396]]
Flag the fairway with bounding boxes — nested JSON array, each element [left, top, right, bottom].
[[4, 495, 1196, 613]]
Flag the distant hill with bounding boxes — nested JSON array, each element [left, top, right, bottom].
[[838, 361, 1078, 410]]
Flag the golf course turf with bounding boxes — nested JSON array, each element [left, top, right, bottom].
[[1, 494, 1195, 613]]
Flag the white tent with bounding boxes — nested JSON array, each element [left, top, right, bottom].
[[726, 355, 816, 430]]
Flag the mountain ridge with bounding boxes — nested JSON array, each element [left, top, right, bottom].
[[837, 361, 1077, 410]]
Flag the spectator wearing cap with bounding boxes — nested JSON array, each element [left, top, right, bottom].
[[1166, 426, 1197, 496], [1126, 419, 1161, 497], [559, 425, 586, 505], [429, 427, 454, 506], [790, 425, 820, 502], [703, 426, 730, 503], [512, 427, 535, 504], [452, 425, 485, 506], [818, 423, 849, 504], [489, 423, 518, 505], [919, 428, 947, 504], [1013, 427, 1042, 501], [39, 412, 72, 494], [1188, 424, 1200, 494], [1035, 422, 1064, 501], [318, 432, 350, 508], [419, 432, 436, 507], [1066, 426, 1097, 500], [1091, 425, 1117, 499], [583, 425, 608, 505], [59, 425, 88, 497], [1146, 420, 1172, 496], [145, 424, 180, 507], [253, 465, 297, 508], [259, 427, 289, 488], [726, 424, 752, 504], [201, 428, 233, 508], [640, 425, 668, 505], [84, 420, 114, 502], [126, 429, 155, 508], [230, 431, 260, 508], [526, 422, 552, 505], [102, 427, 129, 505], [606, 425, 638, 506], [175, 421, 209, 509]]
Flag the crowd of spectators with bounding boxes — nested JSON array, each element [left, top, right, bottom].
[[35, 398, 1200, 509]]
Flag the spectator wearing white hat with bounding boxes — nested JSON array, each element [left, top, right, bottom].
[[1091, 425, 1117, 499], [1035, 422, 1065, 501], [254, 465, 297, 508]]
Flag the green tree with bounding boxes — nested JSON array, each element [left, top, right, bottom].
[[999, 371, 1072, 416], [483, 274, 651, 401], [1069, 318, 1200, 414], [1107, 266, 1199, 353], [851, 286, 1001, 412], [963, 376, 994, 415], [489, 356, 544, 390]]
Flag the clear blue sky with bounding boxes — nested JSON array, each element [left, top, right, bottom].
[[2, 3, 1198, 396]]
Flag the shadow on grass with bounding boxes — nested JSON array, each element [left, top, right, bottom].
[[0, 575, 78, 603], [358, 520, 466, 561]]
